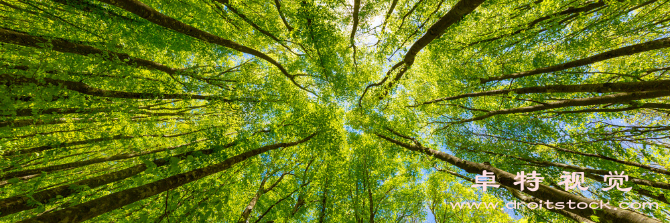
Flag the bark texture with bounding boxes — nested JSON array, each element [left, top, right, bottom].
[[1, 74, 234, 101], [17, 133, 316, 223], [417, 80, 670, 106], [376, 130, 660, 223], [449, 91, 670, 124], [0, 141, 236, 217], [480, 37, 670, 83]]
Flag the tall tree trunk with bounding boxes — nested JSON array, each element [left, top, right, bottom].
[[0, 139, 208, 180], [450, 90, 670, 124], [437, 168, 596, 223], [473, 133, 670, 176], [1, 74, 233, 101], [16, 133, 316, 223], [317, 172, 330, 223], [94, 0, 311, 92], [480, 37, 670, 83], [0, 142, 236, 217], [417, 79, 670, 106], [376, 129, 660, 223]]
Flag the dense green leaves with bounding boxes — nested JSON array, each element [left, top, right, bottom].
[[1, 0, 669, 222]]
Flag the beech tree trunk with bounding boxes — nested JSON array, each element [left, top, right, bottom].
[[0, 142, 236, 217], [418, 79, 670, 105], [17, 133, 316, 223], [480, 37, 670, 83], [376, 130, 660, 223]]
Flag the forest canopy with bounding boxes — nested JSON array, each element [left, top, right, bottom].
[[0, 0, 669, 222]]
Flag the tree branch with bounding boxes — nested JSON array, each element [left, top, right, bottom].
[[480, 37, 670, 84]]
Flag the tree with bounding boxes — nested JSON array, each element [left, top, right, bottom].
[[0, 0, 668, 222]]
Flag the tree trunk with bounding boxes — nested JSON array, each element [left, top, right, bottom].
[[0, 142, 235, 217], [16, 133, 316, 223], [376, 131, 660, 223], [480, 37, 670, 83]]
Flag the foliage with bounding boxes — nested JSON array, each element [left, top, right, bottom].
[[0, 0, 669, 222]]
